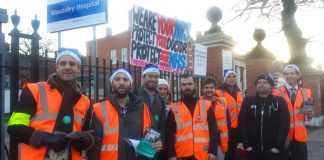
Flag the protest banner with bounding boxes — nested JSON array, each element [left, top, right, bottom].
[[131, 5, 191, 74]]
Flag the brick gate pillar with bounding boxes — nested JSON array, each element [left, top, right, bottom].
[[244, 29, 276, 96], [194, 7, 235, 86]]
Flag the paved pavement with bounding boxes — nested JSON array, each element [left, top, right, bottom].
[[307, 126, 324, 160]]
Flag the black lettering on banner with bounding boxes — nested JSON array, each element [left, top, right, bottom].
[[166, 37, 188, 54], [133, 6, 157, 31], [132, 24, 156, 46], [131, 40, 137, 59], [132, 41, 162, 64]]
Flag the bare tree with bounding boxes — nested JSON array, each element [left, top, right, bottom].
[[229, 0, 323, 69], [19, 32, 55, 57]]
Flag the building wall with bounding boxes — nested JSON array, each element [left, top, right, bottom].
[[86, 31, 131, 67], [320, 77, 324, 115], [206, 47, 223, 85], [302, 72, 322, 116]]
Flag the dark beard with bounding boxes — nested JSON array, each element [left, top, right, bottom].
[[115, 91, 128, 97], [181, 89, 195, 98], [113, 86, 129, 98]]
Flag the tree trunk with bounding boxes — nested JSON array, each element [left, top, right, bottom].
[[281, 0, 308, 68]]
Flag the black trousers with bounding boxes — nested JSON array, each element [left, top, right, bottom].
[[290, 140, 307, 160], [225, 128, 239, 160], [246, 149, 280, 160]]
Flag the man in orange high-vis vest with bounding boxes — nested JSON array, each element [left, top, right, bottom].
[[7, 48, 94, 160], [165, 73, 218, 160], [201, 77, 229, 160], [272, 64, 313, 160], [216, 69, 244, 160], [92, 68, 161, 160]]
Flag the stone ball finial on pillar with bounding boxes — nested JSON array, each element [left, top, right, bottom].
[[205, 7, 222, 34], [253, 29, 266, 45]]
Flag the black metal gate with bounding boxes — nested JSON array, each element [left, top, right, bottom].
[[0, 11, 210, 160]]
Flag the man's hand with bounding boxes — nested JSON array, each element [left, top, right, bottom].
[[67, 131, 94, 151], [152, 141, 163, 152], [168, 157, 177, 160], [207, 153, 216, 160], [270, 148, 280, 153], [245, 147, 253, 152], [237, 143, 244, 150], [40, 132, 68, 152], [284, 137, 290, 151]]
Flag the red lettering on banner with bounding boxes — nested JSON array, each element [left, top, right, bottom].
[[166, 18, 175, 37], [156, 34, 168, 49], [159, 50, 169, 68], [158, 15, 175, 37]]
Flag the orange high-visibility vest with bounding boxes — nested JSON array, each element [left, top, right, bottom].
[[21, 82, 90, 160], [170, 100, 211, 160], [199, 96, 229, 152], [93, 100, 151, 160], [273, 86, 311, 142], [216, 90, 243, 128]]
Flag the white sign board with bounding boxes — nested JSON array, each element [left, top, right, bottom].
[[194, 43, 207, 76], [222, 49, 233, 75], [47, 0, 107, 32]]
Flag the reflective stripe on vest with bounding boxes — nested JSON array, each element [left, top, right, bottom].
[[22, 82, 89, 160], [194, 137, 209, 143], [172, 100, 210, 160], [219, 98, 226, 111], [100, 101, 119, 135], [176, 134, 193, 142], [174, 103, 192, 129], [101, 144, 118, 151], [277, 87, 310, 142], [290, 121, 305, 128], [220, 132, 228, 138], [217, 121, 227, 127], [31, 82, 84, 125], [219, 90, 242, 128], [301, 88, 307, 102], [30, 82, 84, 125]]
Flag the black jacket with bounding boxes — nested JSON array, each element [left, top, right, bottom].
[[132, 87, 166, 141], [238, 94, 290, 152], [90, 91, 151, 160]]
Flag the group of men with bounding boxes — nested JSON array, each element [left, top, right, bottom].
[[7, 48, 313, 160]]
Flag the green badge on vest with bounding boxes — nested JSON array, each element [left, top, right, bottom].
[[63, 116, 71, 124], [154, 114, 159, 121], [204, 146, 208, 151]]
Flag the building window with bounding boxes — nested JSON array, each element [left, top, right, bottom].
[[111, 50, 117, 64], [121, 48, 128, 63]]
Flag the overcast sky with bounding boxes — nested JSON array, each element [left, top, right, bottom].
[[2, 0, 324, 67]]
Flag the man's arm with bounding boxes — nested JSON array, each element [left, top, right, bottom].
[[86, 109, 103, 159], [207, 107, 218, 155], [158, 96, 167, 142], [165, 110, 177, 158], [7, 87, 37, 144], [238, 97, 249, 149], [277, 96, 290, 151]]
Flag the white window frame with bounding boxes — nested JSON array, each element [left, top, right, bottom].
[[111, 49, 117, 64], [121, 48, 128, 63]]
